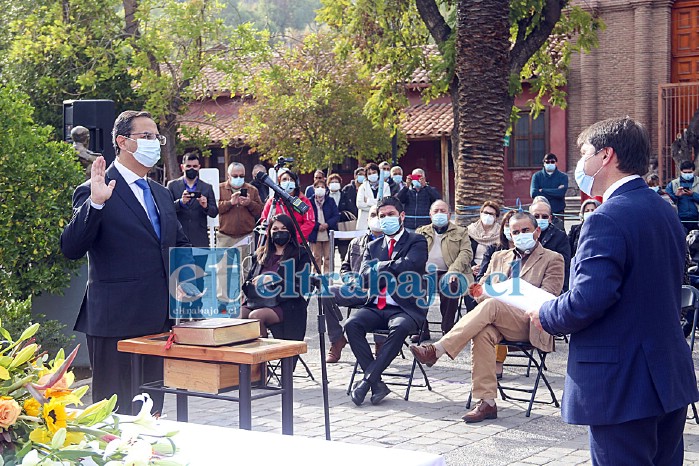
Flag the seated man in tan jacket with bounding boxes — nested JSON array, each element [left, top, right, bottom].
[[411, 212, 564, 423]]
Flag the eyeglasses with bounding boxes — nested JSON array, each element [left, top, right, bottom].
[[127, 132, 167, 146], [532, 214, 550, 219]]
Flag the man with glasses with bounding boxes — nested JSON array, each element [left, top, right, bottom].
[[217, 162, 263, 250], [410, 212, 564, 422], [530, 197, 571, 291], [61, 110, 191, 414], [530, 153, 568, 217]]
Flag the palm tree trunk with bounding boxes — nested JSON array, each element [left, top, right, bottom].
[[454, 0, 513, 223]]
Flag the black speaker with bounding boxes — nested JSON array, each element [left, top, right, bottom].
[[63, 100, 116, 165]]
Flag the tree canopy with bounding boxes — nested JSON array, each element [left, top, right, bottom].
[[238, 33, 400, 172]]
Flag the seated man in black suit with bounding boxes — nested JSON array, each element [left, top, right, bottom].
[[345, 197, 429, 406]]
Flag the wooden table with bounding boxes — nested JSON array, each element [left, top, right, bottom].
[[117, 333, 307, 435]]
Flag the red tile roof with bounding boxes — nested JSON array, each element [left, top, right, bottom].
[[180, 98, 454, 144], [402, 102, 453, 139]]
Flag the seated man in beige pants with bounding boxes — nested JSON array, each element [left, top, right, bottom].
[[410, 212, 564, 423]]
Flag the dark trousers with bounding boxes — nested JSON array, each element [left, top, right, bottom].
[[418, 273, 460, 336], [326, 285, 367, 343], [588, 406, 687, 466], [87, 335, 164, 415], [344, 305, 420, 384], [337, 240, 350, 264]]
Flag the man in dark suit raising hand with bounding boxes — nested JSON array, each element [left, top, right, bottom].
[[61, 110, 191, 414], [345, 196, 428, 406]]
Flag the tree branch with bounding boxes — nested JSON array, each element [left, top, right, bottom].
[[509, 0, 566, 76], [415, 0, 451, 46]]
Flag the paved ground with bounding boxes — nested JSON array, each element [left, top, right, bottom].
[[151, 296, 699, 466]]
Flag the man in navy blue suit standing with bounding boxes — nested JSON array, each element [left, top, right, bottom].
[[528, 117, 698, 465], [61, 110, 191, 414]]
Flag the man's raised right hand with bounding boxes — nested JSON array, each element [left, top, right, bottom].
[[90, 156, 115, 205]]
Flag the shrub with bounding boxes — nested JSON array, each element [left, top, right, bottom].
[[0, 298, 74, 358], [0, 85, 84, 300]]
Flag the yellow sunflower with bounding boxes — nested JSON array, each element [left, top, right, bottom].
[[23, 398, 41, 417], [42, 399, 67, 433]]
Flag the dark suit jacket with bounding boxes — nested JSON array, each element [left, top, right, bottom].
[[359, 230, 429, 325], [61, 164, 191, 338], [540, 177, 699, 425], [166, 177, 218, 247], [308, 196, 340, 243]]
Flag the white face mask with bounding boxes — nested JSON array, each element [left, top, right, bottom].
[[575, 149, 604, 196], [480, 213, 496, 226], [368, 217, 381, 232], [513, 232, 537, 252], [582, 211, 594, 222], [315, 187, 326, 198], [329, 182, 341, 192], [126, 138, 161, 168]]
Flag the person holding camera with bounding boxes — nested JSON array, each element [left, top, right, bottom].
[[166, 152, 218, 247], [217, 162, 264, 249], [666, 160, 699, 233], [260, 168, 315, 243], [241, 214, 311, 341]]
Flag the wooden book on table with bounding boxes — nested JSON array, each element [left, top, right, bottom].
[[172, 319, 260, 346]]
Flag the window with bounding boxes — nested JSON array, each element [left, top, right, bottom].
[[509, 109, 548, 168]]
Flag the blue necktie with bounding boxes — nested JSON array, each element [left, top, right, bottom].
[[134, 179, 161, 240]]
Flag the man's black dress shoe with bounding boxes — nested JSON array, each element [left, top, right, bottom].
[[351, 379, 371, 406], [370, 381, 391, 405]]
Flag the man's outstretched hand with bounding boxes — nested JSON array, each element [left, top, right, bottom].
[[90, 156, 115, 205]]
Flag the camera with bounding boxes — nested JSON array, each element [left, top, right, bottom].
[[189, 191, 201, 199], [240, 188, 248, 197], [275, 156, 295, 170]]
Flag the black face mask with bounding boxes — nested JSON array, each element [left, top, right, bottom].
[[185, 168, 198, 180], [272, 231, 291, 247]]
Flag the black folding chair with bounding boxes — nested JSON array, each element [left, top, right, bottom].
[[346, 328, 432, 401], [466, 340, 559, 417]]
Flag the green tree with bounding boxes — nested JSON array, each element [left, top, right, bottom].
[[238, 33, 399, 172], [319, 0, 602, 217], [123, 0, 268, 181], [0, 85, 84, 300], [3, 0, 141, 137]]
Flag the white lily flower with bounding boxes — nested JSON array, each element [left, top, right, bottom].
[[122, 438, 154, 466], [131, 393, 157, 430], [21, 450, 40, 466]]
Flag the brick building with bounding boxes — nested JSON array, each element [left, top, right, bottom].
[[566, 0, 699, 187]]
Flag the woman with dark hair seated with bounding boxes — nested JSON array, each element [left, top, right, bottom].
[[241, 214, 311, 340]]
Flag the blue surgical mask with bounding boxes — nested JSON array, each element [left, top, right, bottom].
[[356, 175, 365, 184], [280, 180, 296, 193], [536, 219, 549, 231], [544, 163, 556, 172], [503, 227, 512, 241], [650, 186, 660, 193], [380, 216, 401, 236], [229, 177, 244, 189], [411, 179, 421, 189], [392, 175, 403, 184], [513, 232, 536, 252], [368, 173, 379, 183], [682, 173, 694, 181], [575, 151, 603, 196], [432, 213, 449, 228], [127, 138, 161, 168], [381, 170, 390, 178]]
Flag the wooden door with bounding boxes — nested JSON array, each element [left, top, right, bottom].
[[672, 1, 699, 82]]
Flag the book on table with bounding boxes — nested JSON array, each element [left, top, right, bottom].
[[172, 318, 261, 346]]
